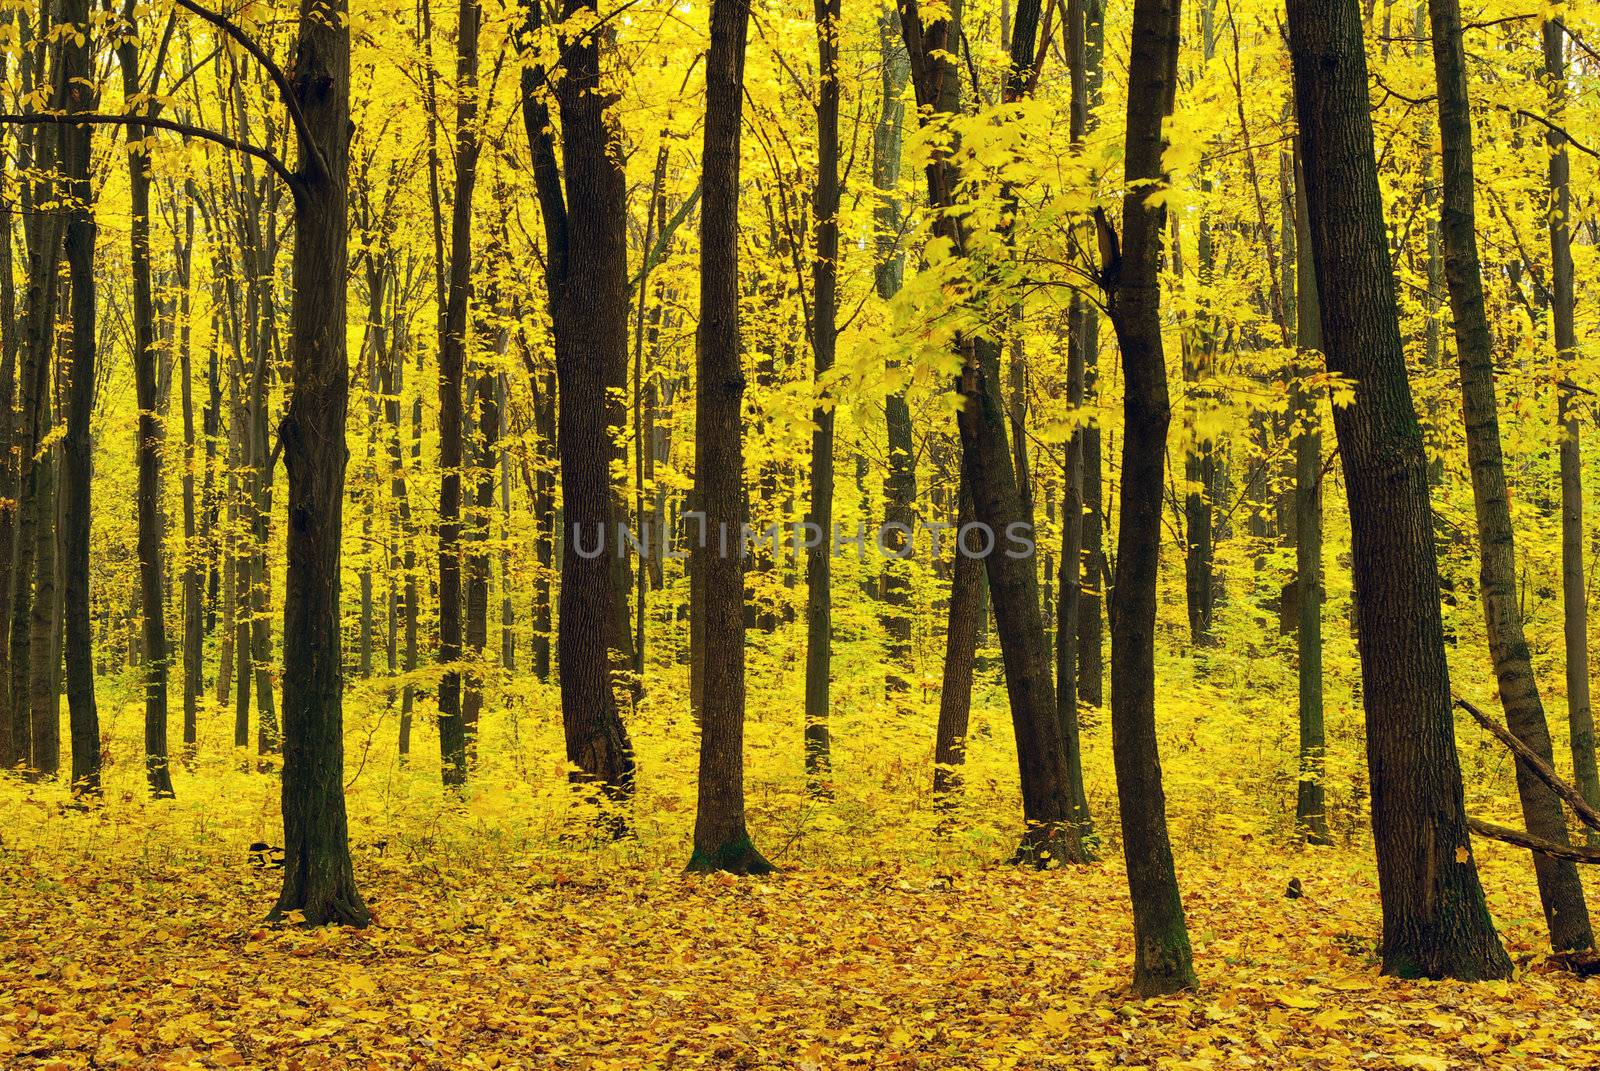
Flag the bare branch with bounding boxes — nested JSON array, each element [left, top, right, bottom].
[[168, 0, 326, 178], [1467, 817, 1600, 864], [1457, 695, 1600, 833], [0, 111, 298, 189]]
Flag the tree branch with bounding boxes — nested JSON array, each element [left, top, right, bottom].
[[1457, 695, 1600, 833], [1467, 817, 1600, 864], [168, 0, 327, 179], [0, 111, 297, 189]]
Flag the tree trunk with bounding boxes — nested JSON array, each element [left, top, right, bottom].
[[177, 202, 202, 753], [1101, 0, 1196, 997], [900, 0, 1088, 866], [436, 0, 482, 788], [1285, 0, 1510, 980], [28, 432, 58, 777], [272, 0, 370, 929], [1056, 0, 1095, 850], [875, 14, 915, 684], [58, 0, 99, 790], [1290, 146, 1330, 845], [521, 0, 638, 821], [933, 479, 983, 801], [686, 0, 772, 873], [1427, 0, 1592, 954], [1545, 18, 1599, 843], [462, 338, 501, 756], [1076, 0, 1107, 713], [119, 32, 175, 798], [803, 0, 841, 787]]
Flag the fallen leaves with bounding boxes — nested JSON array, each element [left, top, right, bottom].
[[2, 802, 1599, 1070]]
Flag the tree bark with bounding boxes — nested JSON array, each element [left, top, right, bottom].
[[686, 0, 773, 873], [521, 0, 638, 821], [272, 0, 370, 929], [803, 0, 841, 787], [1428, 0, 1592, 954], [1056, 0, 1095, 850], [436, 0, 481, 788], [900, 0, 1088, 867], [1289, 145, 1330, 845], [58, 0, 99, 791], [875, 13, 915, 684], [1076, 0, 1107, 713], [1286, 0, 1510, 980], [1545, 18, 1600, 843], [1101, 0, 1196, 997]]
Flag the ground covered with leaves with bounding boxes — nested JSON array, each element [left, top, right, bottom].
[[5, 797, 1600, 1070], [5, 664, 1599, 1070]]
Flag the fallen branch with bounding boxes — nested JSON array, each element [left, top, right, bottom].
[[1467, 817, 1600, 865], [1456, 695, 1600, 833]]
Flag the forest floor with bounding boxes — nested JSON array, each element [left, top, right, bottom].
[[4, 786, 1600, 1071]]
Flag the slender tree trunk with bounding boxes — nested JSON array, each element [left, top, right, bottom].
[[1101, 0, 1196, 997], [28, 432, 58, 776], [119, 30, 175, 799], [462, 334, 501, 756], [686, 0, 772, 873], [803, 0, 841, 786], [521, 0, 638, 821], [0, 32, 16, 745], [273, 0, 370, 929], [1427, 0, 1592, 954], [499, 374, 515, 672], [1290, 146, 1330, 844], [1056, 0, 1095, 849], [530, 363, 555, 682], [1286, 0, 1510, 980], [6, 34, 66, 773], [177, 203, 202, 753], [933, 479, 983, 801], [436, 0, 481, 788], [900, 0, 1088, 866], [1076, 0, 1107, 713], [875, 14, 915, 684], [1545, 18, 1599, 842], [58, 0, 99, 791]]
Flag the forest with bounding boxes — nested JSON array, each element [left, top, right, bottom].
[[2, 0, 1600, 1064]]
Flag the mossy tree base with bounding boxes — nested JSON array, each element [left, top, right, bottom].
[[1012, 821, 1095, 868], [686, 834, 777, 876]]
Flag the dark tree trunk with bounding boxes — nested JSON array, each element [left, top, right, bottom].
[[28, 435, 57, 776], [177, 203, 202, 753], [1056, 0, 1095, 850], [58, 0, 99, 791], [272, 0, 370, 929], [119, 29, 174, 799], [462, 341, 500, 755], [1286, 0, 1510, 980], [803, 0, 841, 786], [5, 26, 65, 773], [933, 479, 983, 802], [686, 0, 772, 873], [1427, 0, 1592, 954], [1101, 0, 1196, 997], [521, 0, 638, 820], [875, 14, 915, 683], [1075, 0, 1107, 714], [530, 363, 555, 683], [0, 38, 16, 748], [436, 0, 482, 788], [1290, 146, 1330, 845], [900, 0, 1088, 866], [1546, 18, 1600, 839]]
